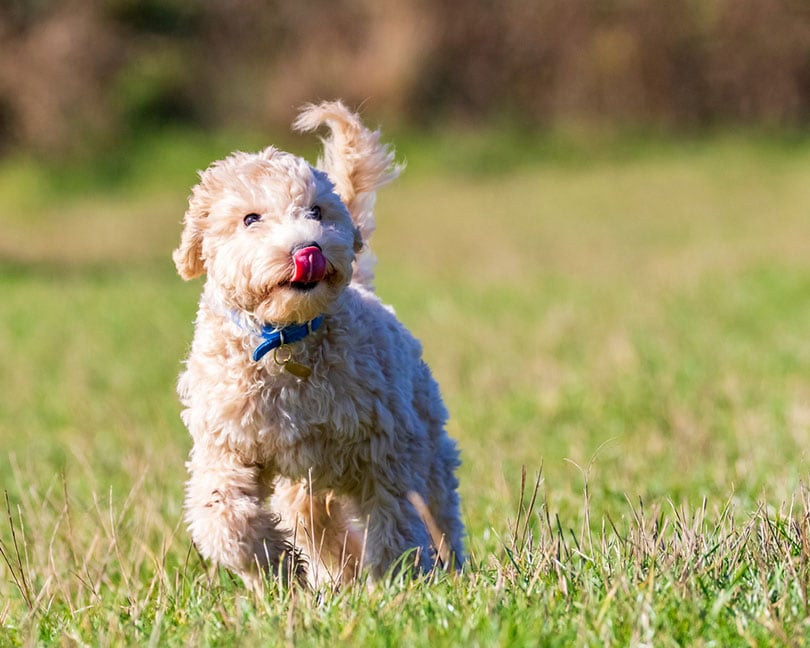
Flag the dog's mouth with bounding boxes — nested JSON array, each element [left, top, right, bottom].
[[283, 243, 328, 292], [288, 280, 319, 292]]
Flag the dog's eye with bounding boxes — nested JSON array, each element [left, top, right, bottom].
[[243, 213, 262, 227], [306, 205, 322, 221]]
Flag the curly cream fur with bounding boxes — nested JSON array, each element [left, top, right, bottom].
[[294, 101, 401, 288], [175, 101, 464, 589]]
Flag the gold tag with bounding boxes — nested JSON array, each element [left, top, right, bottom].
[[273, 346, 312, 380], [283, 361, 312, 379]]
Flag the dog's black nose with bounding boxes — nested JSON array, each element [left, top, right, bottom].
[[291, 241, 322, 254]]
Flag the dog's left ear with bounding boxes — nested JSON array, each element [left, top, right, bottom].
[[294, 101, 401, 244], [173, 188, 208, 280], [353, 226, 363, 253]]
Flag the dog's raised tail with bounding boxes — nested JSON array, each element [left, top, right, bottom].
[[294, 101, 402, 288]]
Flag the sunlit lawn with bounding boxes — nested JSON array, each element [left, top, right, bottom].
[[1, 131, 810, 645]]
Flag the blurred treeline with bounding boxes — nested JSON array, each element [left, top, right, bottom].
[[2, 0, 810, 157]]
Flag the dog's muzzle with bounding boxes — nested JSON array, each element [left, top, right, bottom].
[[291, 243, 327, 284]]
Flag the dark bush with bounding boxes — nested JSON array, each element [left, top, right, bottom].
[[1, 0, 809, 155]]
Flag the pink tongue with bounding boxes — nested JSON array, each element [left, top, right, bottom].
[[291, 246, 327, 283]]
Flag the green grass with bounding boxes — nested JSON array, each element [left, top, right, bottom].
[[2, 132, 810, 645]]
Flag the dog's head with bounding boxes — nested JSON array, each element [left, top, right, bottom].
[[173, 147, 362, 325]]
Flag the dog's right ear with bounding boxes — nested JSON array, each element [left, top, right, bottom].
[[173, 187, 208, 280]]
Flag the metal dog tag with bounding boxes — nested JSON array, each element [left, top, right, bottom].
[[273, 346, 312, 380], [283, 360, 312, 380]]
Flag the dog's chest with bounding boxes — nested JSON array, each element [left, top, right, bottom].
[[250, 369, 373, 482]]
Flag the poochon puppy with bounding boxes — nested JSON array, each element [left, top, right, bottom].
[[174, 101, 464, 589]]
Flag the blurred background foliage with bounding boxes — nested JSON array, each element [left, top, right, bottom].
[[2, 0, 810, 160]]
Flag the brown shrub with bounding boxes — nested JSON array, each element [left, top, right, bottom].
[[1, 0, 809, 154]]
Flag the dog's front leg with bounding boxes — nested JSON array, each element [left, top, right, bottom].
[[184, 444, 299, 588], [358, 486, 434, 579]]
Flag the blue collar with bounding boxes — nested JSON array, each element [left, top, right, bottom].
[[250, 316, 324, 362]]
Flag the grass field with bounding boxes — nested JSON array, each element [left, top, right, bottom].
[[1, 131, 810, 645]]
